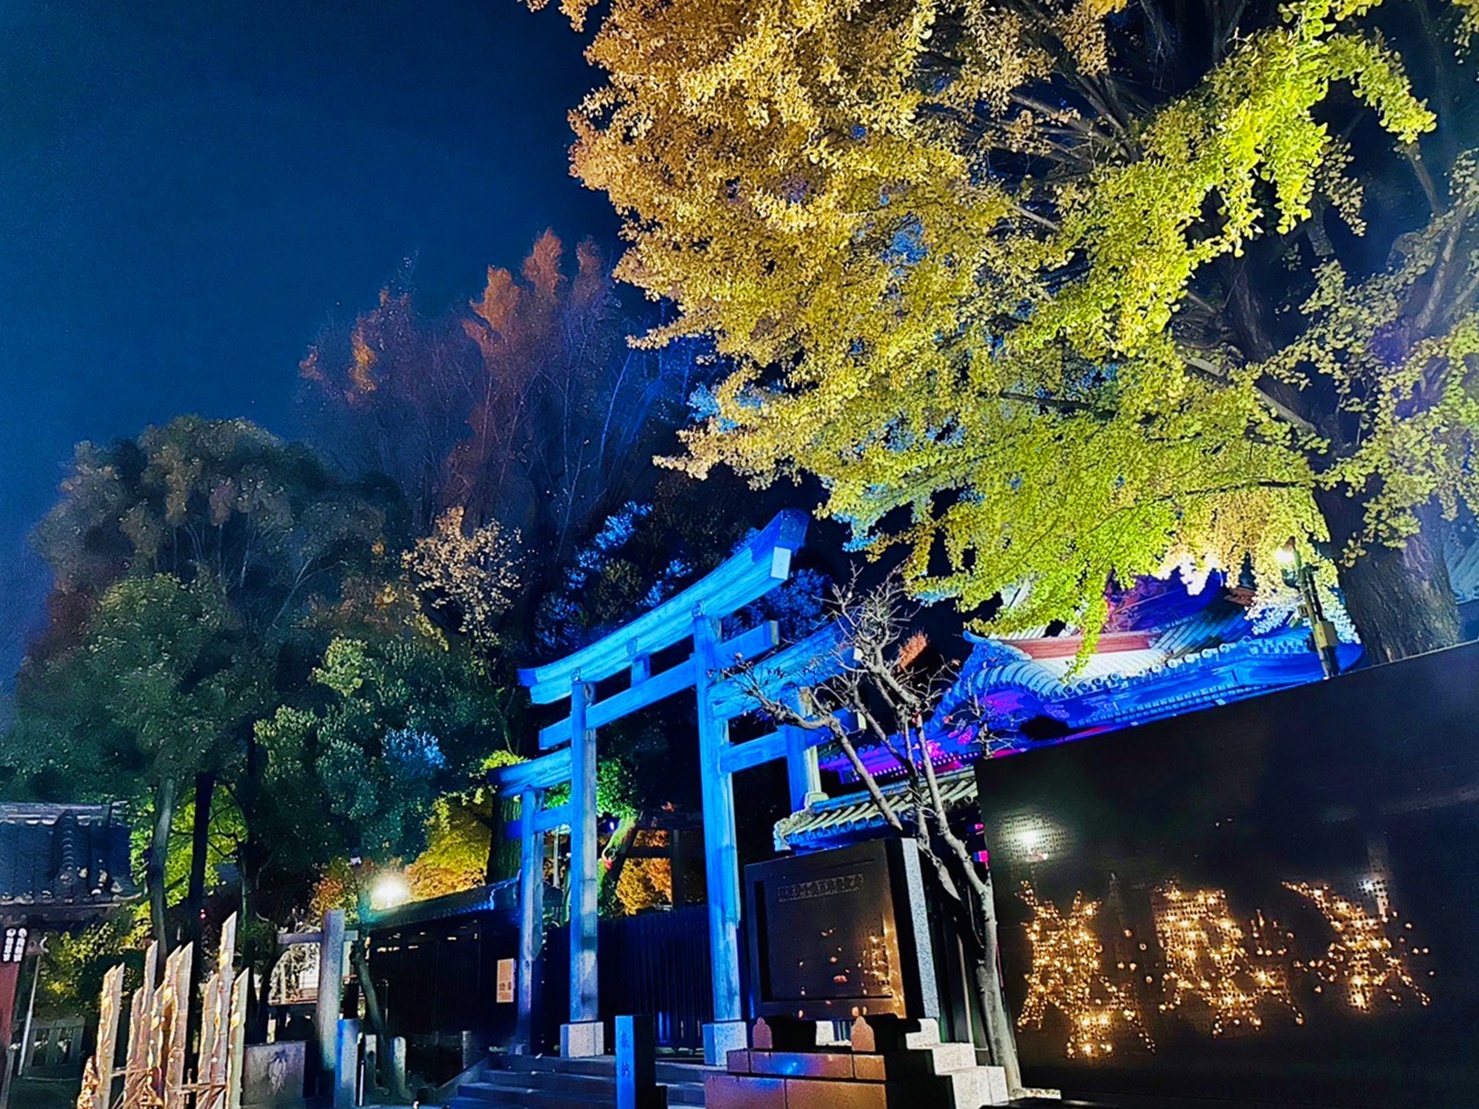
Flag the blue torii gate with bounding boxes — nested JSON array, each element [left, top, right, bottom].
[[490, 510, 845, 1064]]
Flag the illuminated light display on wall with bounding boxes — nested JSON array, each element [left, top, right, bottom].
[[1018, 882, 1155, 1059], [1150, 885, 1301, 1036], [1285, 882, 1432, 1011], [1016, 877, 1438, 1058]]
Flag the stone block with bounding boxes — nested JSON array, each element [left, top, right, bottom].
[[242, 1042, 306, 1109], [705, 1020, 750, 1067], [902, 1019, 940, 1049], [705, 1073, 786, 1109], [561, 1020, 605, 1058], [727, 1050, 752, 1075], [851, 1055, 886, 1083], [942, 1065, 1010, 1107], [750, 1051, 854, 1080], [884, 1042, 978, 1077], [783, 1077, 887, 1109]]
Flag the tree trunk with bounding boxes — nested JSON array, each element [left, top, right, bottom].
[[187, 773, 216, 938], [1314, 488, 1461, 664], [147, 778, 178, 963], [349, 943, 411, 1102], [185, 772, 216, 1057], [597, 813, 639, 917], [972, 868, 1023, 1095], [486, 794, 522, 884]]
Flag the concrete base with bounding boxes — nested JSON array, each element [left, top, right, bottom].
[[704, 1021, 750, 1067], [560, 1020, 606, 1058]]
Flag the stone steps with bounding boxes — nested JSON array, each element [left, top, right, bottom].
[[445, 1052, 715, 1109], [710, 1019, 1011, 1109]]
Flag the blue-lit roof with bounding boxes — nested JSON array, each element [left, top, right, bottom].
[[820, 575, 1365, 784]]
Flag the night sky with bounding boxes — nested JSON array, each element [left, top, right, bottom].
[[0, 0, 616, 682]]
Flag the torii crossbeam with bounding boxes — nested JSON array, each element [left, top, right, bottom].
[[490, 510, 846, 1063]]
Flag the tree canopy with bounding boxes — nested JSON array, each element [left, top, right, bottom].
[[535, 0, 1479, 660], [8, 417, 518, 972]]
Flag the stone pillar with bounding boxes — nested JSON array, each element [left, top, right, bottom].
[[514, 787, 545, 1054], [388, 1038, 406, 1100], [315, 911, 346, 1078], [562, 680, 604, 1058], [332, 1019, 359, 1109], [693, 616, 747, 1066], [614, 1015, 659, 1109]]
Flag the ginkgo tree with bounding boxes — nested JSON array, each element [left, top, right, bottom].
[[532, 0, 1479, 661]]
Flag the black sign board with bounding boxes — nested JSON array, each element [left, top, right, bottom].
[[745, 838, 931, 1021], [976, 640, 1479, 1108]]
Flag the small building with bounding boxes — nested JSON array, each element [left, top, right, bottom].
[[0, 802, 136, 1079], [363, 883, 521, 1087]]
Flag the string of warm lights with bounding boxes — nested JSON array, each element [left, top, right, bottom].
[[1018, 881, 1155, 1059], [1150, 884, 1301, 1036], [1019, 878, 1437, 1058], [1285, 882, 1432, 1010]]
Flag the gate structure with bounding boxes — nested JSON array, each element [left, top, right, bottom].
[[491, 510, 845, 1064]]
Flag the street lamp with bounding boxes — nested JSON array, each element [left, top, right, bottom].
[[1276, 541, 1341, 679], [369, 871, 412, 912]]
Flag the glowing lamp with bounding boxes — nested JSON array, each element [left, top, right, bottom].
[[370, 871, 412, 911]]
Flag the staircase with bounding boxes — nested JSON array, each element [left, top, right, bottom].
[[447, 1053, 717, 1109]]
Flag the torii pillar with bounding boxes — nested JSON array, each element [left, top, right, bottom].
[[562, 680, 602, 1057]]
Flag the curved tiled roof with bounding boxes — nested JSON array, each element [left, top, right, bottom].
[[0, 803, 137, 917]]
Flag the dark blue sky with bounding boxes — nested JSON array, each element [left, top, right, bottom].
[[0, 0, 616, 681]]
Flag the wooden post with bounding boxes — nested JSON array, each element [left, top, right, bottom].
[[225, 972, 248, 1109], [561, 680, 603, 1057], [91, 966, 124, 1109], [515, 787, 545, 1053], [694, 615, 747, 1065], [162, 944, 192, 1109]]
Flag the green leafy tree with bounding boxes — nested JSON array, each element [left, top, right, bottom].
[[255, 628, 519, 867], [4, 575, 272, 946], [536, 0, 1479, 661], [15, 417, 404, 956]]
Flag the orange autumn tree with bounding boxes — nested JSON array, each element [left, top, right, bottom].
[[300, 232, 703, 621]]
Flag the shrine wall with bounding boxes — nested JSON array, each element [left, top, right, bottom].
[[976, 639, 1479, 1108]]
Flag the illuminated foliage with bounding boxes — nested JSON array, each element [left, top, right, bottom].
[[3, 575, 273, 945], [536, 0, 1479, 661], [254, 627, 517, 860], [300, 234, 703, 579], [405, 508, 521, 649]]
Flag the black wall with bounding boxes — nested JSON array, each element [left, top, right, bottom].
[[369, 909, 519, 1083], [977, 642, 1479, 1107]]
